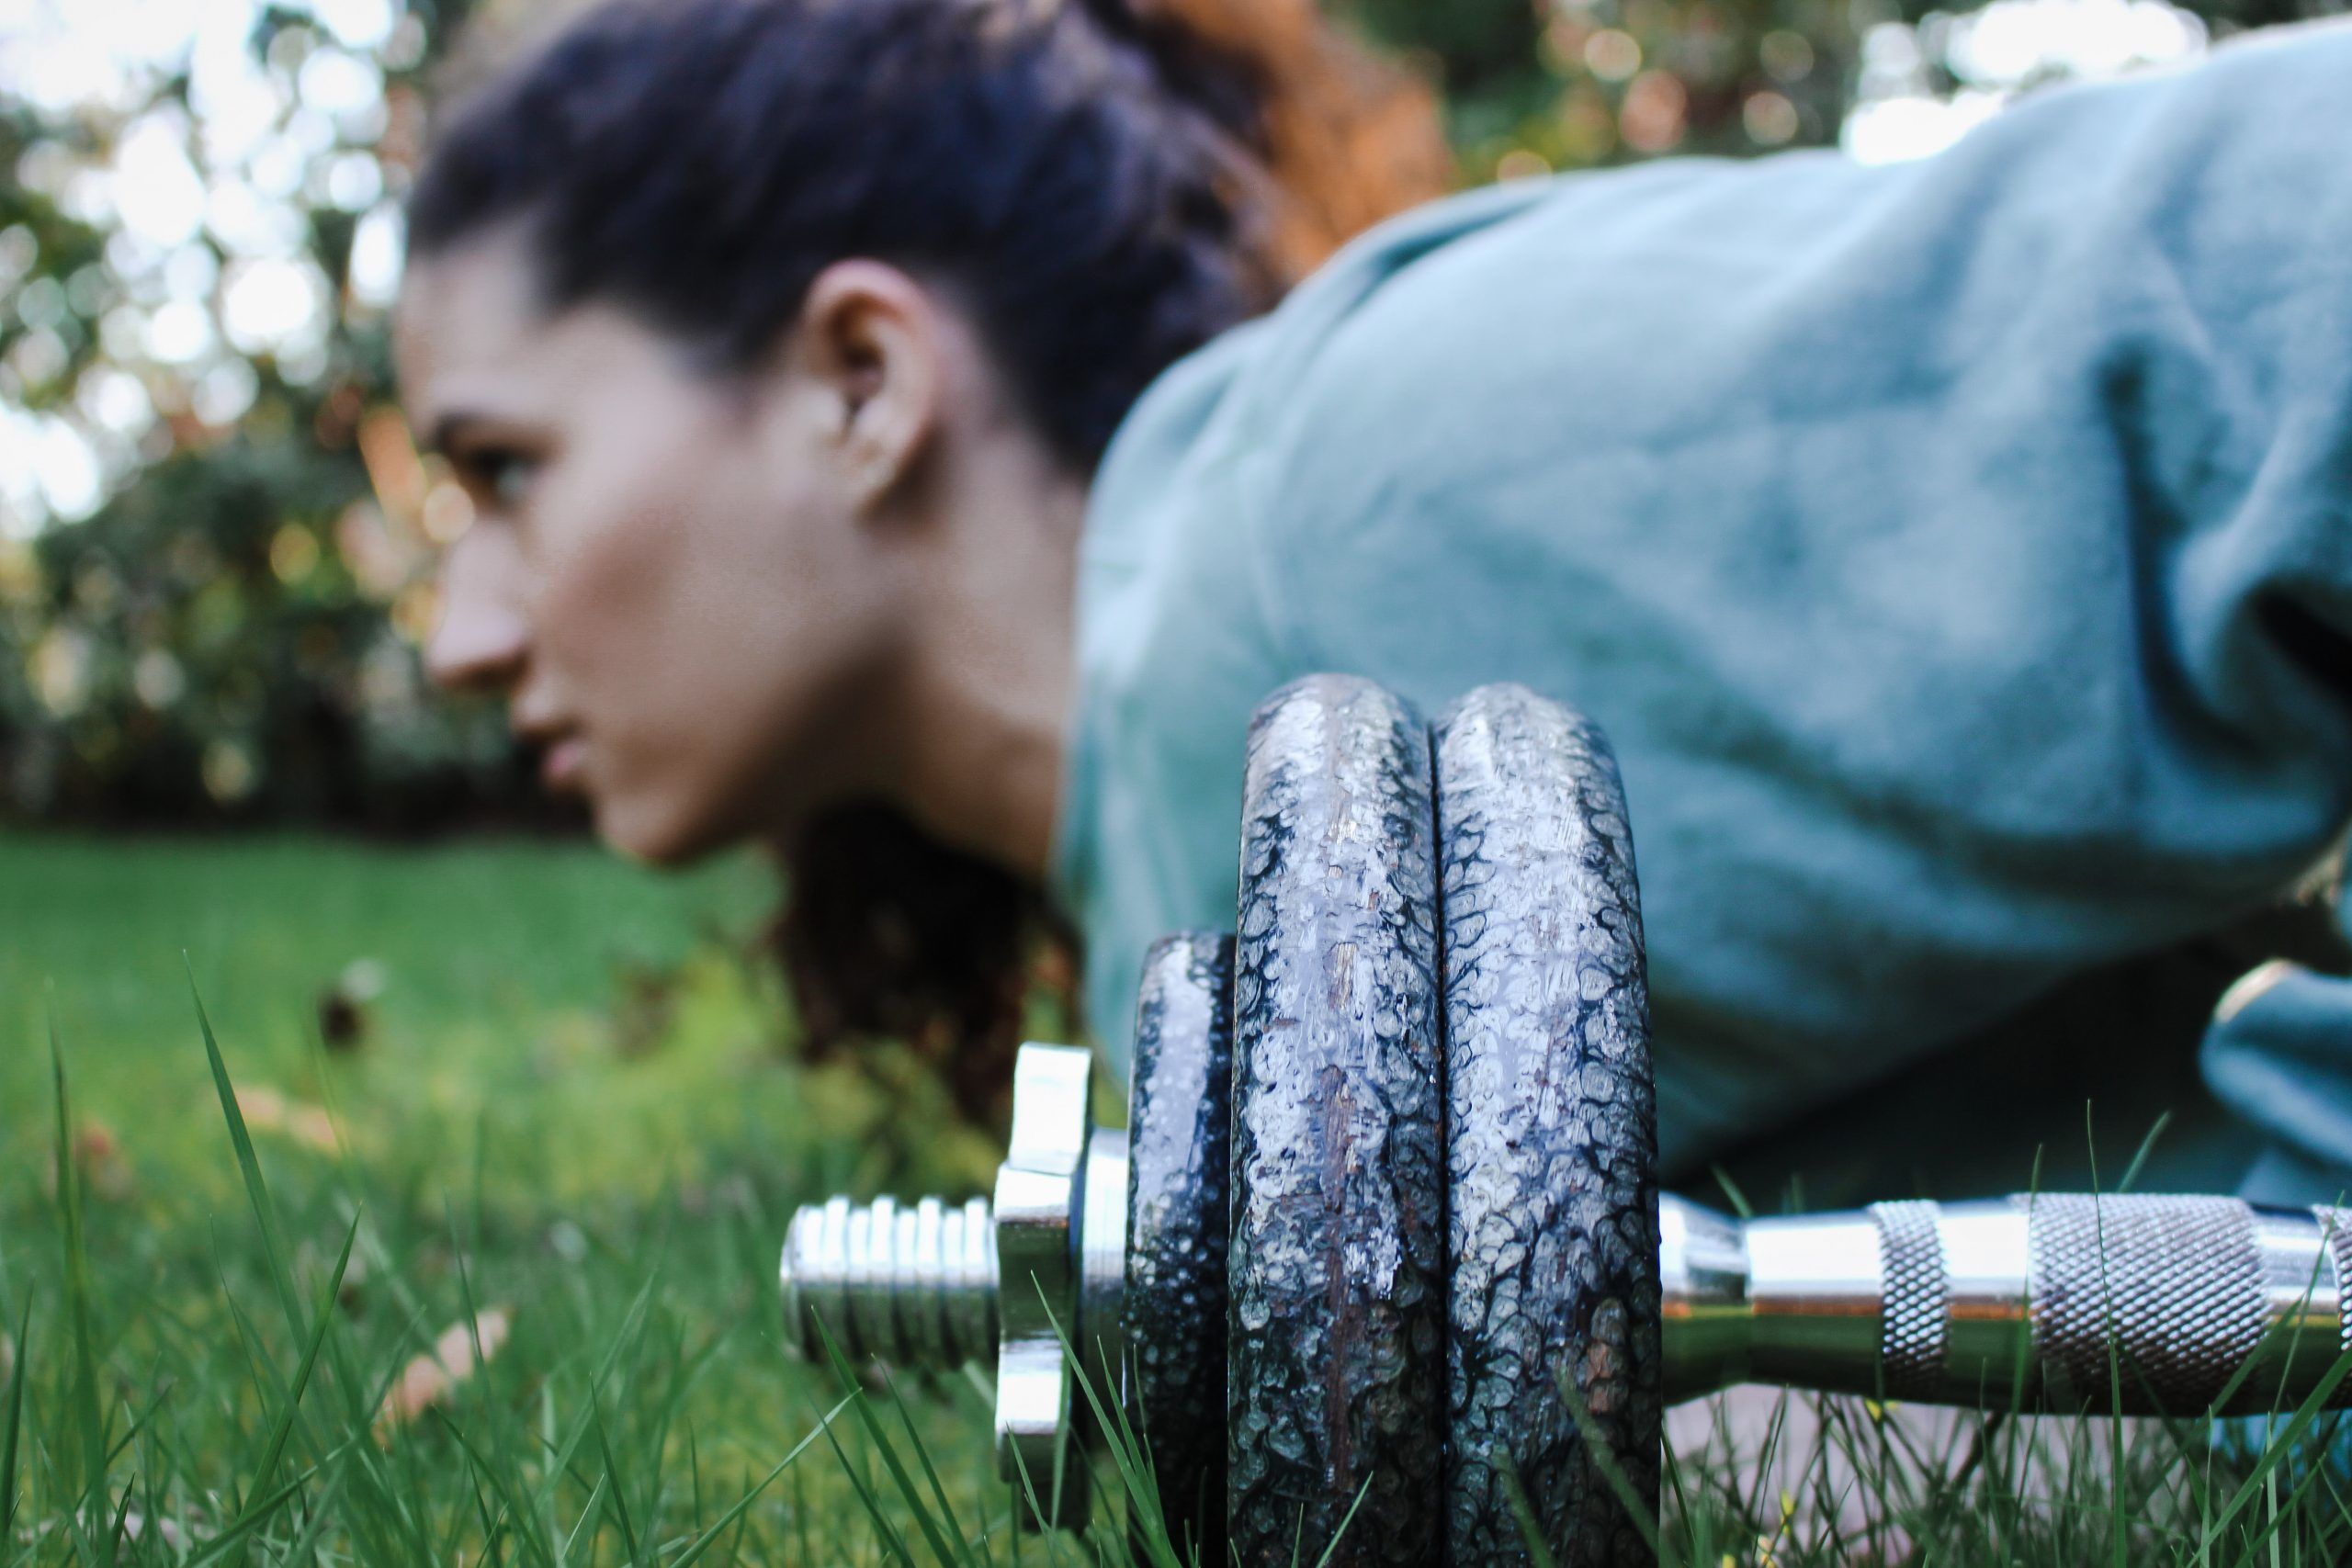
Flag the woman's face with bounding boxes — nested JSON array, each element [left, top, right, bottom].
[[396, 227, 906, 864]]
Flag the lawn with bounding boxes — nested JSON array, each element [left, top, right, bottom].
[[2, 830, 1021, 1563], [6, 831, 2352, 1565], [2, 830, 1004, 1205]]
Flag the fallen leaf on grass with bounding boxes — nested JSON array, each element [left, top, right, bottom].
[[232, 1087, 344, 1156], [16, 1509, 206, 1552], [375, 1306, 512, 1438], [121, 1512, 200, 1549], [43, 1118, 135, 1203]]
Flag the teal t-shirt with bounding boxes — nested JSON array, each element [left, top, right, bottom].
[[1051, 25, 2352, 1193]]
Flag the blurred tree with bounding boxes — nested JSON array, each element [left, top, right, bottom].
[[1353, 0, 1855, 173], [0, 0, 559, 829], [1349, 0, 2332, 179], [0, 0, 2333, 829]]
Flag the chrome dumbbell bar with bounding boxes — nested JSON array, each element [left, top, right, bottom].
[[784, 1047, 2352, 1520], [1658, 1190, 2351, 1408]]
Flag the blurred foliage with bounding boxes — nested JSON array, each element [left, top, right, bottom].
[[0, 0, 549, 829], [9, 415, 540, 829], [1356, 0, 1858, 174], [0, 0, 2335, 829]]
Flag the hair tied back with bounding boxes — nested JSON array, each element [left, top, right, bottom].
[[1066, 0, 1451, 283]]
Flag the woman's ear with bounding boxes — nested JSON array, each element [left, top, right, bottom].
[[794, 260, 944, 514]]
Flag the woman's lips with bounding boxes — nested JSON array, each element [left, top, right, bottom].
[[542, 736, 588, 793]]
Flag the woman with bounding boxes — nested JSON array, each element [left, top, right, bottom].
[[401, 0, 2352, 1202]]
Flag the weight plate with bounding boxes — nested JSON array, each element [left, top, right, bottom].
[[1123, 931, 1235, 1562], [1436, 684, 1661, 1567], [1228, 675, 1446, 1567]]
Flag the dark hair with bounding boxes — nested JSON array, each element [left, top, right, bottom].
[[410, 0, 1444, 1096]]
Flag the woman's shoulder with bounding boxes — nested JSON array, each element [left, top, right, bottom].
[[1085, 158, 1753, 559]]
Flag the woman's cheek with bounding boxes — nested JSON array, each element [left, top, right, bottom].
[[591, 558, 797, 856], [535, 484, 695, 713]]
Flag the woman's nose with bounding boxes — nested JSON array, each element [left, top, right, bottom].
[[424, 526, 531, 693]]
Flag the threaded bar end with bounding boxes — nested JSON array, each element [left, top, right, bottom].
[[781, 1194, 999, 1369]]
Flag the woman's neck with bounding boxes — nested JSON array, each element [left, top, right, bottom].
[[885, 452, 1088, 881]]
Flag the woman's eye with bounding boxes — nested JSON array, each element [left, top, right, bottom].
[[465, 449, 539, 513]]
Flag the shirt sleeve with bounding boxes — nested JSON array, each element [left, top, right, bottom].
[[2203, 874, 2352, 1204]]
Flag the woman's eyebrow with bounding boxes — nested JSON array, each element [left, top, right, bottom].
[[422, 412, 476, 457], [418, 411, 468, 453], [427, 410, 538, 457]]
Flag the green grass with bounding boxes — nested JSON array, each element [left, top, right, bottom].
[[1, 830, 1008, 1204], [6, 830, 2352, 1564], [0, 831, 1036, 1563]]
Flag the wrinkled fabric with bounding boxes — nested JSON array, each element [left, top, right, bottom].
[[2206, 908, 2352, 1204], [1052, 25, 2352, 1195]]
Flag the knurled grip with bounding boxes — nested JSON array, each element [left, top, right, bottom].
[[1871, 1201, 1949, 1401], [2026, 1194, 2266, 1411]]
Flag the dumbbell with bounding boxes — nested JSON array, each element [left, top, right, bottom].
[[777, 675, 2352, 1566]]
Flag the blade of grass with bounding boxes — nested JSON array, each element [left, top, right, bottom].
[[51, 1008, 115, 1568], [1000, 1431, 1078, 1568], [1553, 1361, 1668, 1565], [1709, 1167, 1755, 1222], [2233, 1427, 2337, 1565], [667, 1394, 857, 1568], [439, 1413, 563, 1568], [265, 1442, 356, 1564], [876, 1364, 984, 1566], [2, 1295, 28, 1543], [1496, 1450, 1564, 1568], [180, 1443, 359, 1568], [2200, 1344, 2352, 1550], [32, 1430, 107, 1566], [562, 1472, 611, 1566], [810, 1314, 967, 1567], [1305, 1474, 1375, 1568], [231, 1211, 360, 1535], [590, 1408, 646, 1566], [508, 1273, 662, 1545], [105, 1474, 134, 1555], [1030, 1294, 1175, 1567], [810, 1381, 920, 1567], [2113, 1111, 2171, 1197], [187, 962, 310, 1346], [2084, 1104, 2127, 1568]]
